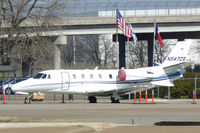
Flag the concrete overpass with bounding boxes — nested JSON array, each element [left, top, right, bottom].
[[2, 15, 200, 68], [40, 15, 200, 67], [12, 15, 200, 35]]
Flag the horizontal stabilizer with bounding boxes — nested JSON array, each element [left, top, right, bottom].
[[152, 80, 174, 87]]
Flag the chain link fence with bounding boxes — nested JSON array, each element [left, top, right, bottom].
[[0, 74, 199, 103]]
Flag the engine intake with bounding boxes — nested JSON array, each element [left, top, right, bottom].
[[118, 69, 126, 81]]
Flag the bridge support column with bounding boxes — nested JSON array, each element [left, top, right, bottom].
[[113, 34, 127, 69], [147, 38, 153, 67], [113, 34, 155, 67], [54, 45, 61, 69], [118, 35, 126, 69], [178, 38, 184, 41], [53, 35, 67, 69]]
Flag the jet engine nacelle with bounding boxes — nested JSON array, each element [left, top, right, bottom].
[[118, 69, 126, 81]]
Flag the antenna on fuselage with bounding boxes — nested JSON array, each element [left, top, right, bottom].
[[94, 66, 98, 70], [120, 67, 124, 70]]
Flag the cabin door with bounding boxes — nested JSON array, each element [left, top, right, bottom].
[[61, 72, 70, 90]]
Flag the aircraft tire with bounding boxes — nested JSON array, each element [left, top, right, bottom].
[[24, 97, 28, 104], [111, 97, 120, 103], [88, 96, 97, 103], [5, 88, 12, 95], [24, 97, 31, 104]]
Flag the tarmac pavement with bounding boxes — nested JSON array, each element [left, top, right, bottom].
[[0, 98, 200, 132], [0, 98, 200, 126]]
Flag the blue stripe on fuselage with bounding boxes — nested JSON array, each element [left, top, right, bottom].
[[117, 69, 184, 84], [153, 69, 184, 81]]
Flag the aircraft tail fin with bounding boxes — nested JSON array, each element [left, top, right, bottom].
[[161, 40, 192, 68], [151, 40, 192, 87]]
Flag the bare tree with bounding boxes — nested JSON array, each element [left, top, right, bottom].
[[61, 34, 117, 69], [0, 0, 64, 76], [76, 34, 101, 67], [11, 36, 54, 76], [61, 36, 74, 68], [154, 40, 174, 64], [129, 41, 148, 68], [128, 40, 174, 68], [190, 39, 200, 58], [99, 34, 116, 68]]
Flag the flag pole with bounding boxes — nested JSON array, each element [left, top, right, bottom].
[[153, 21, 156, 66], [127, 35, 130, 69], [116, 7, 119, 69], [116, 7, 118, 43]]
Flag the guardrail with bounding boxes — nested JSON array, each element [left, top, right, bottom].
[[98, 8, 200, 17]]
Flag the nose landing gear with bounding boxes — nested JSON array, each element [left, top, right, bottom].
[[24, 93, 33, 104]]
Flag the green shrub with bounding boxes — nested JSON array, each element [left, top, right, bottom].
[[168, 73, 200, 99]]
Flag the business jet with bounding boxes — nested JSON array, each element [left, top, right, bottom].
[[12, 40, 191, 103]]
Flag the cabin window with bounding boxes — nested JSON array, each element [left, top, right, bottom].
[[73, 74, 76, 79], [98, 74, 102, 79], [109, 74, 112, 79], [42, 74, 47, 79], [81, 74, 85, 79], [33, 73, 44, 79], [90, 74, 93, 79], [48, 74, 51, 79]]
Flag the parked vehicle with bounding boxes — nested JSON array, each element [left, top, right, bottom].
[[0, 78, 27, 95], [0, 80, 11, 94]]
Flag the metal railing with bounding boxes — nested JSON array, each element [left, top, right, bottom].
[[63, 0, 200, 17]]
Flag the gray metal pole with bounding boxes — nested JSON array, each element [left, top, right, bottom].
[[128, 92, 131, 100], [116, 8, 119, 69], [127, 37, 130, 69], [153, 21, 156, 65], [73, 35, 76, 67], [168, 86, 171, 99], [195, 76, 197, 99]]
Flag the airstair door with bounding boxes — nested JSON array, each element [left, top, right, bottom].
[[61, 72, 70, 90]]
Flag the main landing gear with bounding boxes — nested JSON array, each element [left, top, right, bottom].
[[88, 96, 97, 103], [111, 93, 120, 103], [111, 98, 120, 103], [111, 97, 120, 103], [88, 95, 120, 103]]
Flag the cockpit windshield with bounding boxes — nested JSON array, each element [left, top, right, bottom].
[[33, 73, 44, 79], [42, 74, 47, 79]]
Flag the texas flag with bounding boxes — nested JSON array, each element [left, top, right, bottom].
[[155, 24, 164, 47]]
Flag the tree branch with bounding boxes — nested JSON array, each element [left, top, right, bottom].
[[16, 0, 38, 26]]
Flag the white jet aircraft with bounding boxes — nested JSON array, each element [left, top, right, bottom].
[[12, 40, 192, 103]]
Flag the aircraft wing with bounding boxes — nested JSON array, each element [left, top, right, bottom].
[[86, 85, 136, 96]]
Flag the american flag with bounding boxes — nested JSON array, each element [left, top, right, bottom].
[[117, 8, 132, 38]]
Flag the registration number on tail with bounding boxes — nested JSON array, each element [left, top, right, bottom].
[[167, 57, 186, 61]]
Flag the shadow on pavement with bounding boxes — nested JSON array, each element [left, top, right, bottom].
[[155, 121, 200, 126]]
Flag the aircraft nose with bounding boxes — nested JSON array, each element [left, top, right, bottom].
[[11, 84, 17, 91], [12, 84, 21, 91]]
